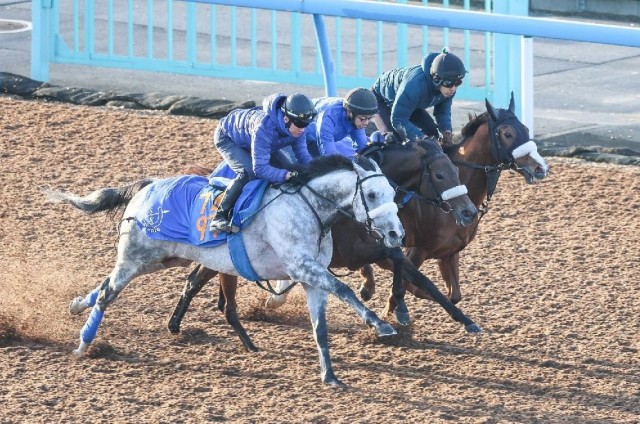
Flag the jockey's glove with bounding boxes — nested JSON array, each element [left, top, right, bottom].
[[441, 130, 454, 145]]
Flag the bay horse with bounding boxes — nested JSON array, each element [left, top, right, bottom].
[[49, 155, 405, 385], [363, 92, 551, 315], [251, 93, 549, 320], [167, 139, 484, 349]]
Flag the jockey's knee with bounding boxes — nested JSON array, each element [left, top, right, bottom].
[[235, 170, 251, 185]]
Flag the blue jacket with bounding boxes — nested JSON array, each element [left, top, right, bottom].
[[218, 93, 312, 183], [306, 97, 369, 156], [372, 52, 454, 140]]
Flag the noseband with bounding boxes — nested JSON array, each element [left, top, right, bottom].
[[395, 150, 467, 214]]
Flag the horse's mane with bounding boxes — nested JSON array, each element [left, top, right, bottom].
[[305, 154, 361, 180], [416, 138, 444, 155], [461, 111, 490, 139]]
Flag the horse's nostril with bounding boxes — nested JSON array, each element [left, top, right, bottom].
[[389, 230, 398, 239]]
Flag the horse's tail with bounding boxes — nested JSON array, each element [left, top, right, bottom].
[[43, 179, 154, 215]]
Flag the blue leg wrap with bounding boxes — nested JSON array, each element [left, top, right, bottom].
[[80, 306, 105, 344], [84, 288, 100, 308]]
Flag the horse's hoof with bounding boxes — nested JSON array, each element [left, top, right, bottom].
[[69, 297, 85, 315], [394, 301, 411, 326], [323, 375, 344, 386], [359, 286, 373, 302], [73, 342, 88, 357], [376, 323, 397, 337], [264, 295, 286, 309], [464, 323, 483, 334], [244, 343, 259, 352], [394, 310, 411, 326]]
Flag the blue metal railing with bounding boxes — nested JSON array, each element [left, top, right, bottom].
[[31, 0, 496, 101], [31, 0, 640, 115]]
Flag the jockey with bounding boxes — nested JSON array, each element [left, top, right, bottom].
[[209, 93, 316, 233], [306, 87, 379, 157], [371, 48, 467, 145]]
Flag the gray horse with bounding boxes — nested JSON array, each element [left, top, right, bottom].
[[47, 155, 405, 385]]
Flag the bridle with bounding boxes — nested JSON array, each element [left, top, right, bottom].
[[283, 171, 397, 247], [394, 149, 468, 214], [452, 111, 532, 202]]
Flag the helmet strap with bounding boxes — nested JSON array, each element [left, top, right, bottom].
[[346, 109, 357, 125], [284, 116, 293, 129]]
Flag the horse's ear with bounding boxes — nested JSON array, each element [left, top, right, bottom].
[[352, 161, 366, 177], [485, 98, 499, 122], [508, 91, 515, 113]]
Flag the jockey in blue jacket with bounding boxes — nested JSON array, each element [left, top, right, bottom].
[[209, 93, 316, 232], [371, 48, 467, 144], [306, 87, 379, 157]]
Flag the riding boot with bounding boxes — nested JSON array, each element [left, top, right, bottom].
[[209, 178, 246, 233]]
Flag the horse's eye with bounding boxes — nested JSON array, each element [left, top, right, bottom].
[[435, 172, 445, 181], [367, 192, 376, 200]]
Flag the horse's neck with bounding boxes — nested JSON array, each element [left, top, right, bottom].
[[453, 127, 497, 206], [301, 171, 357, 220]]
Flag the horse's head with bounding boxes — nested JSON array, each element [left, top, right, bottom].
[[415, 140, 478, 227], [369, 141, 478, 227], [485, 92, 550, 183], [351, 156, 405, 248]]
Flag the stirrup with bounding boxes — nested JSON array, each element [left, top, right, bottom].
[[210, 219, 240, 234]]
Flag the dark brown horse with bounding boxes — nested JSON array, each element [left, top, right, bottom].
[[359, 92, 551, 317], [167, 139, 483, 351]]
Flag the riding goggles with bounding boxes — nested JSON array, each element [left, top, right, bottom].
[[440, 79, 463, 88], [291, 119, 311, 128]]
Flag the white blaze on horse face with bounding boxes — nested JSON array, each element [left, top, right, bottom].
[[512, 140, 550, 176]]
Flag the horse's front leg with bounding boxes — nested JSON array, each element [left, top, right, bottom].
[[288, 255, 396, 337], [167, 264, 218, 334], [399, 258, 482, 334], [358, 264, 375, 301], [264, 280, 295, 309], [300, 283, 341, 386], [388, 248, 410, 325], [219, 273, 258, 352], [438, 253, 462, 304]]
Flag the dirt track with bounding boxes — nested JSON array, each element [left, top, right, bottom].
[[1, 96, 639, 423]]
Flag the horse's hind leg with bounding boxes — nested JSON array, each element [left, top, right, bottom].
[[74, 262, 151, 356], [69, 277, 110, 315], [167, 264, 218, 334], [301, 284, 341, 386], [219, 273, 258, 352]]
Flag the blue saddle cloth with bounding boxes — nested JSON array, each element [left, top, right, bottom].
[[135, 175, 269, 281]]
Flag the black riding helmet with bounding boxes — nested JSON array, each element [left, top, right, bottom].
[[343, 87, 378, 116], [281, 93, 316, 126], [430, 48, 467, 85]]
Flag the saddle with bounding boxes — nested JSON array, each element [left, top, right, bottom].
[[135, 175, 269, 281]]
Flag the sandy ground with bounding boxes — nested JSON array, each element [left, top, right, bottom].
[[1, 96, 639, 424]]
